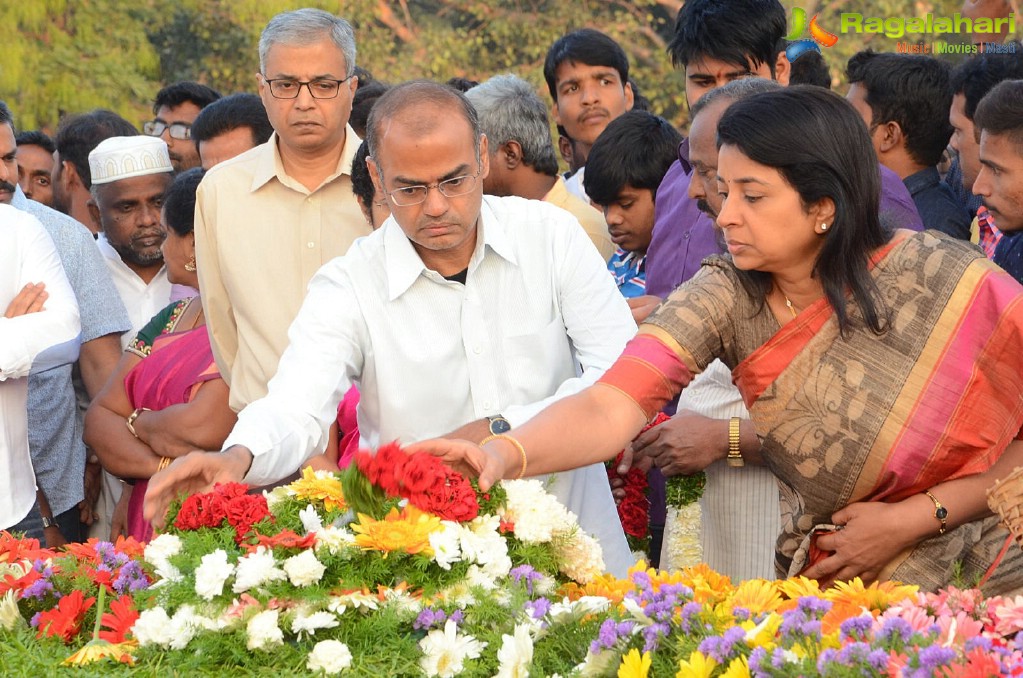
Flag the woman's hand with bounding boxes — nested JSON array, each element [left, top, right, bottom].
[[803, 500, 923, 586], [143, 446, 252, 528], [405, 438, 507, 490]]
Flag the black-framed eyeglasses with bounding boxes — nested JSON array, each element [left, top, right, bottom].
[[143, 120, 191, 140], [262, 75, 353, 99], [384, 170, 481, 206]]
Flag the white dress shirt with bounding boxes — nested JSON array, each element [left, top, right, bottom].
[[228, 195, 637, 575], [96, 233, 172, 348], [0, 205, 80, 529]]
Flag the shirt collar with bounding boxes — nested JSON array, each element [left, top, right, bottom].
[[10, 184, 27, 208], [383, 196, 518, 301], [902, 166, 940, 197], [249, 125, 361, 193]]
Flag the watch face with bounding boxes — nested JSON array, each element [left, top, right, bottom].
[[936, 507, 948, 520], [489, 417, 512, 434]]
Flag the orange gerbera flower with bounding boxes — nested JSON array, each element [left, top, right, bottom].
[[824, 578, 918, 610], [99, 595, 139, 644], [559, 572, 635, 604], [289, 467, 347, 512], [681, 563, 734, 604], [352, 505, 440, 556], [35, 589, 95, 643]]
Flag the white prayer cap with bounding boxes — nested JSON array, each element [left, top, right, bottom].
[[88, 136, 173, 185]]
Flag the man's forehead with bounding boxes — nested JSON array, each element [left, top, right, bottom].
[[686, 56, 757, 77], [555, 60, 621, 84], [100, 172, 172, 198], [263, 39, 347, 74], [981, 131, 1023, 163]]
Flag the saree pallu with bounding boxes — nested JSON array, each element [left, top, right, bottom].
[[641, 231, 1023, 594], [124, 303, 219, 542]]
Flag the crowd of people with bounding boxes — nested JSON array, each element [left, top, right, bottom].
[[4, 0, 1023, 595]]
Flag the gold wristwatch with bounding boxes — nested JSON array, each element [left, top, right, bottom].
[[727, 417, 744, 467]]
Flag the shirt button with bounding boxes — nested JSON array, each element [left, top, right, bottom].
[[473, 346, 482, 354], [683, 232, 691, 240], [307, 242, 315, 248]]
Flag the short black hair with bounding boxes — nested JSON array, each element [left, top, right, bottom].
[[789, 48, 831, 88], [668, 0, 786, 74], [349, 81, 390, 140], [446, 77, 479, 93], [54, 110, 138, 189], [15, 130, 56, 154], [847, 51, 953, 167], [153, 81, 222, 115], [162, 167, 205, 236], [950, 46, 1023, 121], [0, 101, 14, 131], [974, 79, 1023, 151], [628, 79, 652, 112], [190, 93, 273, 149], [543, 28, 630, 102], [351, 141, 374, 213], [584, 110, 683, 206]]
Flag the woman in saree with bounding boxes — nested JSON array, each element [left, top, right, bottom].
[[85, 168, 236, 542], [415, 87, 1023, 594]]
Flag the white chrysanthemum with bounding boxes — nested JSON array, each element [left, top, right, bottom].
[[194, 549, 234, 601], [299, 504, 324, 534], [418, 619, 486, 678], [0, 589, 24, 630], [429, 521, 462, 570], [292, 609, 340, 639], [263, 484, 296, 510], [246, 609, 284, 651], [132, 607, 174, 647], [283, 550, 326, 587], [233, 546, 287, 593], [501, 480, 575, 543], [556, 532, 605, 584], [328, 591, 379, 615], [307, 639, 353, 674], [144, 533, 183, 582], [574, 649, 615, 676], [168, 605, 201, 650], [495, 623, 534, 678], [314, 525, 357, 555], [458, 515, 509, 567]]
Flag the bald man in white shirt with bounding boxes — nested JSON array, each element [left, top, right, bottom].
[[147, 81, 636, 575]]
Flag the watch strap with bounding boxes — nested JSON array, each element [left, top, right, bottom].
[[726, 417, 744, 467]]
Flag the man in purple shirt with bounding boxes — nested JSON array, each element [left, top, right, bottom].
[[643, 0, 923, 301]]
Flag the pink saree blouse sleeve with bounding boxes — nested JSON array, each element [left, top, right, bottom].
[[596, 333, 693, 420]]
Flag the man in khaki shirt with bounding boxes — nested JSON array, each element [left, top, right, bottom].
[[195, 9, 372, 412], [464, 74, 614, 261]]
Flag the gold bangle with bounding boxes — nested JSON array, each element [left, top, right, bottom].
[[126, 407, 151, 438], [480, 434, 528, 480], [157, 456, 172, 473], [726, 416, 744, 467]]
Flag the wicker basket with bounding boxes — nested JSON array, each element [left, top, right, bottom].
[[988, 465, 1023, 548]]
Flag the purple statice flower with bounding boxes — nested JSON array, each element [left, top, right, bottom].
[[839, 615, 873, 641], [509, 565, 542, 595], [836, 641, 873, 665], [816, 648, 838, 674], [908, 645, 956, 677], [590, 619, 635, 654], [770, 646, 793, 670], [448, 609, 464, 625], [733, 606, 751, 622], [779, 607, 823, 644], [867, 649, 889, 672], [21, 577, 54, 601], [965, 635, 993, 653], [112, 560, 149, 595], [30, 611, 42, 628], [699, 626, 747, 663], [524, 597, 551, 620], [877, 617, 914, 646], [679, 601, 702, 634], [796, 596, 832, 616], [641, 620, 670, 652], [748, 646, 769, 676], [413, 608, 447, 631]]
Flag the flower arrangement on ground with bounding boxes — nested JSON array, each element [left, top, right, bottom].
[[1, 442, 1022, 676]]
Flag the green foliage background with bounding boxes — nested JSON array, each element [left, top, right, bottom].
[[2, 0, 1018, 133]]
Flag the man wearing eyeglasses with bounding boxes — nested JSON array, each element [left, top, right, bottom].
[[144, 82, 220, 173], [193, 9, 371, 414], [146, 80, 637, 576]]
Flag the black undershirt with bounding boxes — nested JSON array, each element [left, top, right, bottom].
[[444, 268, 468, 284]]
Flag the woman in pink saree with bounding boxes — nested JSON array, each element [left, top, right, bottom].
[[85, 169, 236, 541], [417, 88, 1023, 594]]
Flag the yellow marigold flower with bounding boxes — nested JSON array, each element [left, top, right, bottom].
[[618, 648, 651, 678], [720, 656, 750, 678], [824, 578, 917, 610], [681, 563, 733, 604], [352, 506, 440, 556], [730, 579, 784, 615], [63, 639, 136, 667], [558, 572, 634, 604], [676, 650, 718, 678], [289, 467, 347, 512]]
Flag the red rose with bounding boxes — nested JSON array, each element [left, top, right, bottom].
[[174, 491, 228, 531], [618, 498, 649, 539], [224, 494, 271, 543], [401, 453, 446, 494]]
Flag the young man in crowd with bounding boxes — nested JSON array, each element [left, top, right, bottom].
[[465, 73, 614, 260], [846, 51, 971, 240], [146, 81, 636, 575], [144, 82, 221, 172], [190, 93, 273, 170], [584, 110, 682, 300], [973, 80, 1023, 284], [15, 130, 56, 207], [543, 28, 634, 201]]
